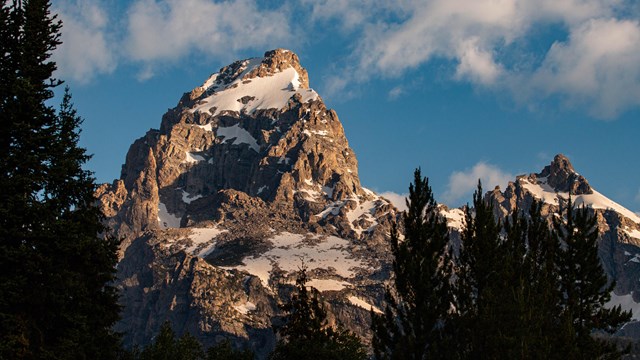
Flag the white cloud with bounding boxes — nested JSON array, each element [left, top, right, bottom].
[[379, 192, 409, 212], [318, 0, 639, 118], [54, 0, 294, 83], [454, 38, 503, 85], [53, 0, 116, 83], [125, 0, 292, 66], [443, 162, 514, 205], [526, 18, 640, 119]]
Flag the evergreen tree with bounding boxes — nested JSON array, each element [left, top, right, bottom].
[[371, 168, 454, 360], [501, 201, 563, 359], [137, 322, 204, 360], [453, 188, 630, 359], [270, 267, 366, 360], [554, 198, 631, 358], [453, 182, 504, 359], [0, 1, 121, 358], [205, 340, 253, 360]]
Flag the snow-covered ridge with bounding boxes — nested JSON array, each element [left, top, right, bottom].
[[190, 58, 319, 116], [520, 177, 640, 224]]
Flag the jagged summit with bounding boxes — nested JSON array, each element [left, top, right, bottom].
[[98, 48, 391, 245], [494, 154, 640, 223], [484, 154, 640, 335], [177, 49, 317, 118], [95, 49, 640, 355], [535, 153, 592, 195], [95, 50, 400, 353]]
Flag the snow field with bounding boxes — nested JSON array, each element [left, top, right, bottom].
[[158, 202, 181, 229], [227, 232, 369, 288], [191, 63, 318, 116]]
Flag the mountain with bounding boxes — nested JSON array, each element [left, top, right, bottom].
[[484, 154, 640, 336], [96, 49, 401, 356], [96, 49, 640, 355]]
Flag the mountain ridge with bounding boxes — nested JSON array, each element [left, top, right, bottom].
[[95, 49, 640, 355]]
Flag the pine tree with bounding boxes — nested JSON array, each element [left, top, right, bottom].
[[205, 340, 253, 360], [554, 197, 631, 358], [453, 182, 505, 359], [501, 201, 563, 359], [270, 267, 367, 360], [137, 322, 204, 360], [0, 1, 121, 358], [371, 168, 454, 360]]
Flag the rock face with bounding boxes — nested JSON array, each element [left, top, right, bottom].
[[97, 49, 401, 357], [484, 154, 640, 333], [98, 49, 640, 355]]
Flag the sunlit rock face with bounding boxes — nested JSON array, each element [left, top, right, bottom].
[[97, 49, 640, 356], [97, 49, 401, 357]]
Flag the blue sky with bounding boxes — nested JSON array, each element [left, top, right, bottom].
[[52, 0, 640, 214]]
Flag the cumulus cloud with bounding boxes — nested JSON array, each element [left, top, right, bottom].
[[443, 162, 514, 205], [53, 0, 116, 83], [379, 192, 409, 212], [316, 0, 639, 118], [125, 0, 292, 65], [527, 18, 640, 118], [54, 0, 295, 83], [454, 38, 503, 85]]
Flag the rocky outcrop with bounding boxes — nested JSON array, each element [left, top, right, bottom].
[[485, 154, 640, 333], [97, 49, 399, 355], [97, 47, 640, 354]]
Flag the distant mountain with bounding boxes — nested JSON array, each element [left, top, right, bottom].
[[484, 154, 640, 336], [96, 50, 640, 356]]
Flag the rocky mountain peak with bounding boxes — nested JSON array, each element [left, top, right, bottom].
[[96, 50, 401, 354], [183, 49, 312, 112], [247, 49, 309, 88], [97, 48, 394, 252], [535, 153, 592, 195]]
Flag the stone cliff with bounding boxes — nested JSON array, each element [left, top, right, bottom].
[[97, 49, 401, 356], [97, 49, 640, 355]]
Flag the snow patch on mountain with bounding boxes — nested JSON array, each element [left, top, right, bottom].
[[225, 232, 369, 288], [191, 64, 318, 116], [441, 207, 466, 230], [234, 301, 257, 315], [181, 190, 202, 204], [216, 123, 260, 152], [521, 177, 640, 224], [347, 199, 378, 236], [158, 202, 181, 229], [184, 151, 205, 164], [187, 227, 227, 256], [307, 279, 350, 292], [624, 228, 640, 241], [606, 292, 640, 320], [348, 296, 382, 314]]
